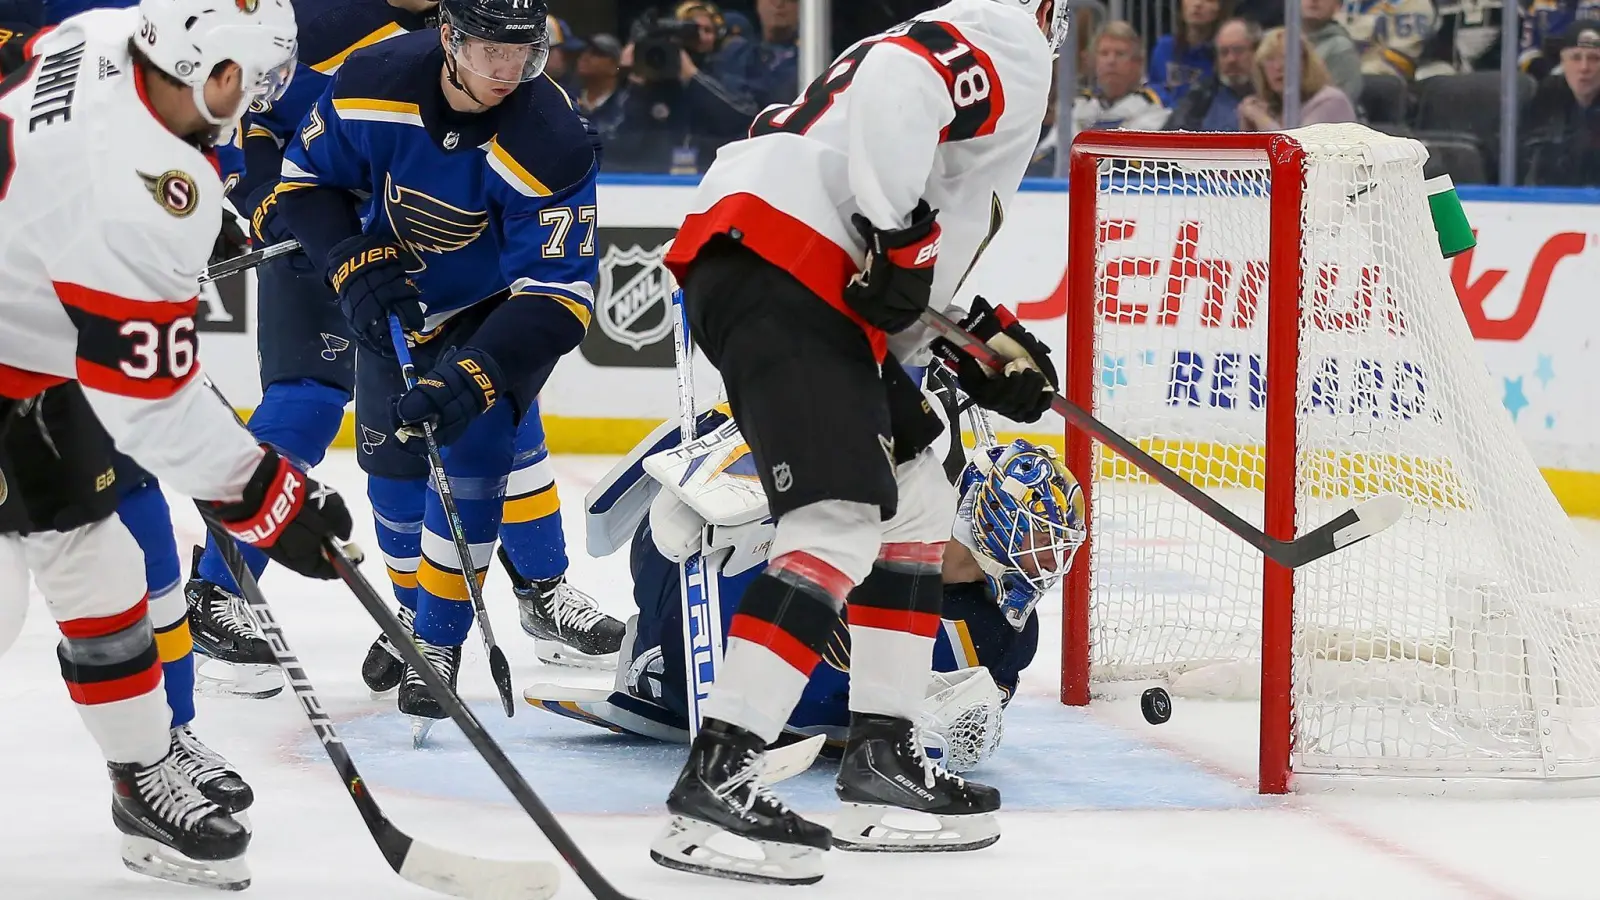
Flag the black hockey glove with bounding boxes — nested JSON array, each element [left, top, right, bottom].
[[932, 296, 1059, 424], [328, 233, 425, 357], [212, 209, 249, 265], [843, 200, 942, 334], [391, 347, 504, 452], [201, 448, 353, 580]]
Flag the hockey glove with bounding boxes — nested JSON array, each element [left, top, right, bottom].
[[843, 200, 942, 334], [212, 209, 249, 265], [328, 233, 425, 357], [201, 448, 353, 580], [932, 296, 1059, 424], [391, 347, 504, 452]]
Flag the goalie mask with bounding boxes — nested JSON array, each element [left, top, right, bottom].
[[957, 439, 1086, 629]]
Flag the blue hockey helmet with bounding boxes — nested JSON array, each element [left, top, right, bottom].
[[440, 0, 550, 84], [958, 439, 1087, 607]]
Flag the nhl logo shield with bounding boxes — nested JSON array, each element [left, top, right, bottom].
[[772, 462, 793, 493], [597, 243, 675, 351]]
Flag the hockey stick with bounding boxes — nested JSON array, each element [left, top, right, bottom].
[[668, 288, 723, 739], [201, 521, 562, 900], [199, 239, 302, 284], [920, 309, 1407, 569], [388, 316, 516, 718]]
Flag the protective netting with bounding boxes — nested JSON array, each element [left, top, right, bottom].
[[1079, 124, 1600, 780]]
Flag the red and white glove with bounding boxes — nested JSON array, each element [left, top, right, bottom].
[[201, 448, 353, 580]]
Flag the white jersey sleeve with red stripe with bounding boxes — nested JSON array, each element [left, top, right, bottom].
[[664, 0, 1052, 363], [0, 10, 262, 502]]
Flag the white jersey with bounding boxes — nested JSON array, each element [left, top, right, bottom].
[[0, 9, 260, 502], [663, 0, 1053, 364]]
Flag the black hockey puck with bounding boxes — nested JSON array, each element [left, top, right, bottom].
[[1141, 687, 1172, 725]]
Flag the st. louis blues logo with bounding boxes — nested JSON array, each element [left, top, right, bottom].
[[359, 425, 388, 455], [320, 333, 351, 361], [382, 174, 489, 274]]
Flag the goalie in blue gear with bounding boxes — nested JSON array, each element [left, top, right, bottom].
[[528, 369, 1086, 774]]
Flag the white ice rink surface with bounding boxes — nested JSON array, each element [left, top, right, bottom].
[[3, 450, 1598, 900]]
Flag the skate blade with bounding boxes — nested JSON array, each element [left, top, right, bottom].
[[533, 639, 618, 671], [831, 803, 999, 853], [649, 815, 824, 886], [412, 717, 438, 749], [121, 834, 251, 891], [194, 658, 284, 699]]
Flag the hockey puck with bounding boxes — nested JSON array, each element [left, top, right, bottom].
[[1141, 687, 1172, 725]]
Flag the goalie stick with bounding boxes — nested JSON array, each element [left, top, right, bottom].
[[921, 309, 1406, 569], [668, 288, 724, 738], [199, 239, 302, 284], [388, 316, 516, 719], [200, 521, 562, 900]]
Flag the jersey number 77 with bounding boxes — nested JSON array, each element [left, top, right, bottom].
[[750, 19, 1004, 143]]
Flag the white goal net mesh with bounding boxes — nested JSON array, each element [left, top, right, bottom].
[[1081, 124, 1600, 779]]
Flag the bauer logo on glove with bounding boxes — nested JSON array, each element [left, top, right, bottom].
[[330, 244, 402, 292], [392, 346, 504, 451]]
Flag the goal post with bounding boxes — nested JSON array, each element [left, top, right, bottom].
[[1062, 124, 1600, 794]]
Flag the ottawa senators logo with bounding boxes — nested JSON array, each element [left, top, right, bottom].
[[235, 0, 258, 12], [138, 169, 199, 218]]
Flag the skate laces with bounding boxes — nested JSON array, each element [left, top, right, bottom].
[[904, 729, 965, 791], [549, 582, 607, 631], [139, 756, 221, 831], [171, 726, 232, 783], [714, 749, 789, 819], [216, 589, 265, 640], [405, 641, 458, 686]]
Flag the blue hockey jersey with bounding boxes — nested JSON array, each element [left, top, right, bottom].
[[278, 29, 598, 395]]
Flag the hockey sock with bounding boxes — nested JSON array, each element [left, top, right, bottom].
[[58, 594, 170, 766], [846, 542, 945, 722], [700, 552, 853, 743], [116, 481, 194, 728], [369, 476, 425, 615], [195, 379, 351, 593], [498, 411, 567, 582], [413, 401, 514, 647]]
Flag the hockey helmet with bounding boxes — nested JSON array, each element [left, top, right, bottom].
[[991, 0, 1070, 50], [137, 0, 298, 126], [958, 439, 1086, 606], [440, 0, 550, 84]]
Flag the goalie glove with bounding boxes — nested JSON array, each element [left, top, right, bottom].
[[932, 296, 1058, 423], [843, 200, 942, 334]]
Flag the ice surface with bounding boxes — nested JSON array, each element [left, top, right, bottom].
[[0, 451, 1594, 899]]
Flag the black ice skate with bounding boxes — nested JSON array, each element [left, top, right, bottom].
[[185, 551, 283, 699], [832, 712, 1001, 853], [398, 638, 461, 748], [169, 725, 253, 816], [360, 604, 416, 696], [502, 546, 624, 669], [110, 751, 250, 891], [650, 719, 832, 885]]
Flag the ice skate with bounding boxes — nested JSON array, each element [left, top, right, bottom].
[[831, 713, 1001, 852], [650, 719, 831, 885], [169, 724, 253, 816], [185, 551, 283, 699], [502, 547, 624, 669], [360, 605, 416, 696], [110, 751, 251, 891], [398, 639, 460, 749]]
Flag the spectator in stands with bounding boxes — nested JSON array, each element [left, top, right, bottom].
[[1520, 1, 1600, 80], [717, 0, 801, 109], [546, 17, 586, 90], [1166, 17, 1261, 131], [1303, 0, 1364, 103], [1150, 0, 1231, 105], [577, 34, 629, 146], [1077, 22, 1171, 138], [1342, 0, 1438, 80], [1239, 27, 1359, 129], [1524, 20, 1600, 184]]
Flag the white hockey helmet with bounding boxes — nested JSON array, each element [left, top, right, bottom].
[[992, 0, 1070, 50], [136, 0, 299, 126]]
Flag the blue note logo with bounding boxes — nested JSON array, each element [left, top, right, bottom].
[[359, 425, 387, 455], [320, 333, 351, 361], [381, 174, 488, 274]]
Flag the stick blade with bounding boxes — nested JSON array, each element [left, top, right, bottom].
[[1282, 493, 1408, 568], [489, 647, 516, 718], [398, 842, 561, 900], [760, 734, 825, 785]]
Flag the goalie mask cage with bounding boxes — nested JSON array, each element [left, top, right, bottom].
[[1061, 125, 1600, 794]]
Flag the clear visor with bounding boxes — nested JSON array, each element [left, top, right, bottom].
[[247, 57, 296, 106], [448, 29, 549, 85]]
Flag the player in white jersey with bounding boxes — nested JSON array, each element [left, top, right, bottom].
[[0, 0, 353, 890], [653, 0, 1068, 885]]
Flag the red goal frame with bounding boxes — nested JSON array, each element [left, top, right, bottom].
[[1059, 131, 1310, 794]]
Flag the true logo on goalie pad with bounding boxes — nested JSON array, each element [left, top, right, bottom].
[[597, 243, 675, 351]]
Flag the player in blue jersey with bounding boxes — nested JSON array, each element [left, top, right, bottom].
[[538, 369, 1079, 775], [277, 0, 621, 739], [180, 0, 440, 699]]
